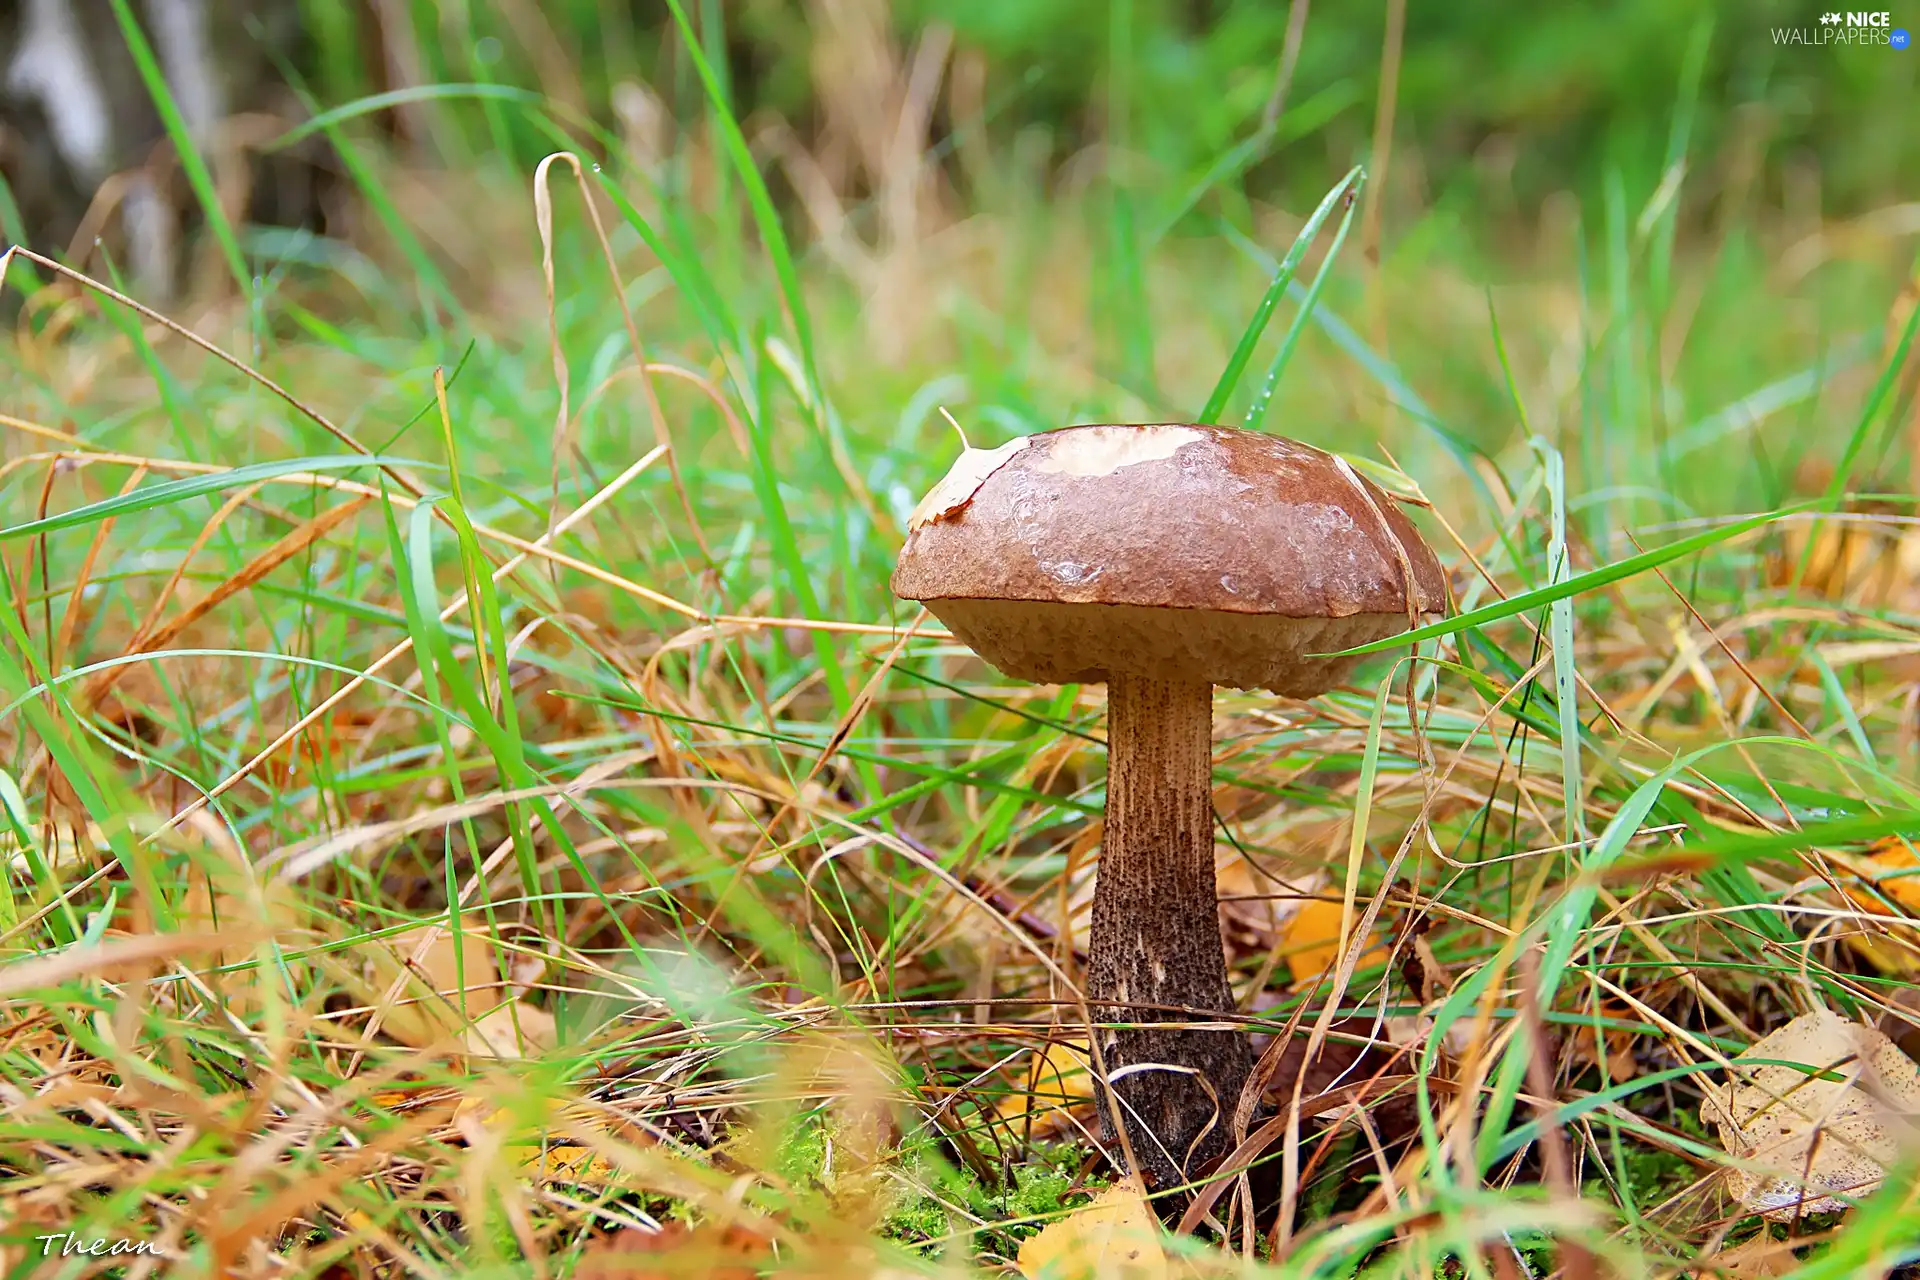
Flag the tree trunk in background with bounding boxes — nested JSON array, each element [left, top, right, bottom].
[[0, 0, 307, 300]]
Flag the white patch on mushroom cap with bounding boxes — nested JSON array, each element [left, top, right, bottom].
[[1037, 558, 1102, 587], [1029, 424, 1203, 477]]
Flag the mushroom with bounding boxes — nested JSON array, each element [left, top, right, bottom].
[[892, 423, 1445, 1188]]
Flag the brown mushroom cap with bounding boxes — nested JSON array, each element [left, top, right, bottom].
[[891, 423, 1447, 696]]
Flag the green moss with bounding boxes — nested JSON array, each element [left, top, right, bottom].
[[877, 1137, 1099, 1261], [772, 1109, 832, 1190]]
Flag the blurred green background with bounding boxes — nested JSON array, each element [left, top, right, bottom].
[[293, 0, 1915, 223]]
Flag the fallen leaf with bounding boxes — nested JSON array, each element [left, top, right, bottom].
[[996, 1041, 1096, 1139], [1563, 1002, 1641, 1082], [1281, 897, 1388, 988], [1691, 1232, 1803, 1278], [1016, 1177, 1167, 1280], [520, 1139, 626, 1188], [1702, 1008, 1920, 1220], [365, 914, 507, 1050], [462, 999, 557, 1059], [1826, 838, 1920, 974], [1768, 471, 1920, 611], [365, 1080, 469, 1127], [1408, 930, 1450, 1003], [458, 1094, 657, 1190], [1852, 837, 1920, 913], [907, 437, 1030, 529]]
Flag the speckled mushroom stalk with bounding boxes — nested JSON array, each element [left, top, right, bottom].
[[1090, 673, 1252, 1177], [892, 422, 1445, 1193]]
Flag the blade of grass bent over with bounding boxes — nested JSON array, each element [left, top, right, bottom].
[[1325, 501, 1812, 657], [1242, 185, 1361, 433], [1, 456, 429, 542], [266, 84, 542, 152], [1200, 167, 1362, 425]]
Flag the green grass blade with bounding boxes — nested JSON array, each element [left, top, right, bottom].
[[1620, 808, 1920, 876], [1242, 188, 1360, 432], [1, 456, 428, 541], [661, 0, 832, 463], [1822, 278, 1920, 509], [1199, 166, 1361, 424], [266, 84, 543, 151], [1324, 501, 1813, 658]]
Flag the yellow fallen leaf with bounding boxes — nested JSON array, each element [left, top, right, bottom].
[[1702, 1008, 1920, 1220], [1017, 1178, 1166, 1280], [1854, 838, 1920, 914], [907, 437, 1030, 529], [365, 1082, 468, 1127], [485, 1097, 654, 1189], [521, 1140, 627, 1187], [1826, 838, 1920, 974], [997, 1042, 1096, 1138], [1282, 898, 1388, 988]]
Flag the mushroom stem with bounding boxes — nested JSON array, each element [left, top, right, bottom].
[[1089, 672, 1254, 1188]]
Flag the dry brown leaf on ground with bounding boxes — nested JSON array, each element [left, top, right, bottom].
[[1767, 461, 1920, 612], [1691, 1231, 1806, 1278], [462, 998, 558, 1059], [1016, 1177, 1167, 1280], [1562, 1000, 1643, 1082], [357, 914, 508, 1050], [1701, 1008, 1920, 1220]]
